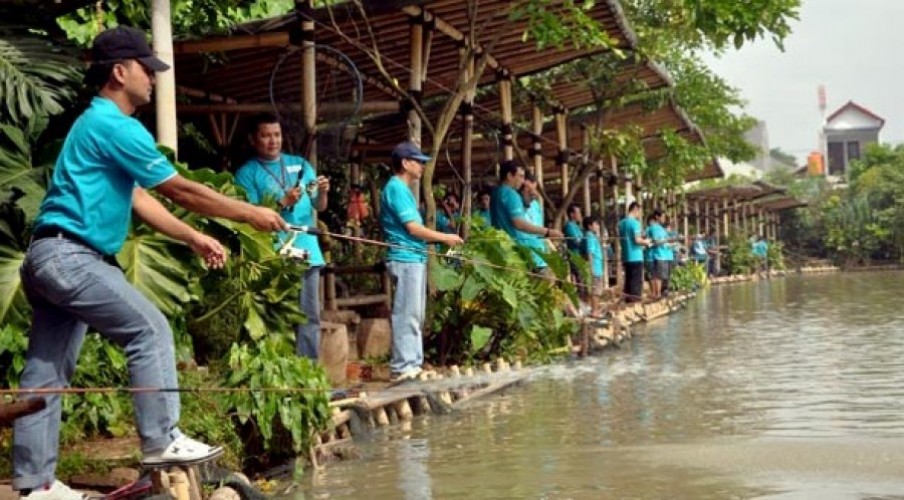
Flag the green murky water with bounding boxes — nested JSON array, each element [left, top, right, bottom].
[[298, 272, 904, 499]]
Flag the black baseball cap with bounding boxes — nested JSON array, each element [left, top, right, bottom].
[[391, 140, 431, 163], [91, 26, 170, 72]]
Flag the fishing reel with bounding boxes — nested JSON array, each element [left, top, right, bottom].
[[278, 225, 321, 262]]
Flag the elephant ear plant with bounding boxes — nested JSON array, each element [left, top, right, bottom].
[[426, 223, 580, 366]]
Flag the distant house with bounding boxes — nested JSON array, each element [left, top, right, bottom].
[[824, 101, 884, 177]]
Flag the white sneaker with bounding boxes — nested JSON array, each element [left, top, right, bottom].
[[390, 367, 422, 384], [141, 435, 224, 466], [20, 481, 85, 500]]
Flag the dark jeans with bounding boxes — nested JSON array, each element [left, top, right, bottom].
[[624, 261, 644, 302]]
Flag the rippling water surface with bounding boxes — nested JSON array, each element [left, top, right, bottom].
[[298, 272, 904, 499]]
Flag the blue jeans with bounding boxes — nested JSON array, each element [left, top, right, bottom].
[[296, 266, 321, 359], [386, 261, 426, 375], [14, 238, 182, 490]]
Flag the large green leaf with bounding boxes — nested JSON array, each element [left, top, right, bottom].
[[0, 245, 29, 330], [118, 232, 195, 317], [0, 27, 82, 126]]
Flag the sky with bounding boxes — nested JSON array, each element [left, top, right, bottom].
[[703, 0, 904, 165]]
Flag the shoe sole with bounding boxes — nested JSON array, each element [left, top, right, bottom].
[[141, 446, 225, 468]]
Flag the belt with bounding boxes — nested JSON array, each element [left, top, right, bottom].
[[32, 226, 120, 267]]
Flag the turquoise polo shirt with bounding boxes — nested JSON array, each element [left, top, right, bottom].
[[472, 208, 491, 226], [436, 210, 459, 234], [520, 198, 546, 268], [34, 97, 177, 255], [564, 220, 583, 252], [618, 216, 644, 263], [235, 154, 324, 266], [380, 176, 427, 263], [583, 230, 604, 277], [491, 184, 524, 239], [492, 186, 545, 268], [647, 223, 671, 262]]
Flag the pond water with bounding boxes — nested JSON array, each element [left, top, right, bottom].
[[297, 272, 904, 499]]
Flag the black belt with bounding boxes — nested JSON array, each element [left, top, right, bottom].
[[32, 226, 120, 267]]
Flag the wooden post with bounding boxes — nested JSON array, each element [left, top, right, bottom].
[[151, 0, 178, 154], [408, 10, 424, 144], [703, 199, 711, 235], [460, 47, 475, 239], [722, 198, 730, 238], [611, 154, 623, 292], [597, 159, 606, 221], [499, 72, 514, 162], [732, 199, 740, 235], [531, 104, 544, 211], [300, 0, 317, 165], [555, 108, 568, 199], [682, 193, 689, 245], [581, 127, 591, 215]]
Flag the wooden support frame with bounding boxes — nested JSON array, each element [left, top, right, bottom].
[[460, 47, 476, 239], [555, 108, 568, 198], [499, 73, 514, 162], [531, 104, 544, 207]]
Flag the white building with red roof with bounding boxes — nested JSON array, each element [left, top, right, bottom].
[[824, 101, 885, 177]]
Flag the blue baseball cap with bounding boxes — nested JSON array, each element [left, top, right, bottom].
[[391, 140, 431, 163]]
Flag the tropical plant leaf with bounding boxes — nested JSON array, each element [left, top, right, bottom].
[[0, 244, 29, 330], [0, 26, 82, 126], [118, 232, 196, 317]]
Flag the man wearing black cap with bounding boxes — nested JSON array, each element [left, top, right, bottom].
[[13, 27, 286, 499], [380, 141, 463, 382]]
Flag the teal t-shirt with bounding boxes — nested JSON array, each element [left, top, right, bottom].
[[436, 210, 459, 234], [235, 154, 324, 266], [472, 207, 491, 226], [666, 230, 678, 261], [490, 184, 523, 239], [492, 186, 545, 268], [647, 223, 671, 262], [564, 220, 583, 252], [380, 176, 427, 263], [35, 97, 177, 255], [753, 240, 768, 257], [520, 199, 547, 268], [583, 230, 604, 277], [618, 216, 644, 263]]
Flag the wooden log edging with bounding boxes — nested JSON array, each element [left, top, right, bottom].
[[315, 359, 529, 463]]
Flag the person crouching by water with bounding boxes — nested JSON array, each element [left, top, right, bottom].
[[235, 113, 329, 360], [380, 141, 464, 383]]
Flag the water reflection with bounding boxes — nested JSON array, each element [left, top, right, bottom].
[[298, 273, 904, 499]]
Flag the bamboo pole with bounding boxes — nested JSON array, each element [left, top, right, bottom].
[[722, 198, 729, 238], [531, 104, 544, 210], [408, 10, 424, 144], [151, 0, 177, 155], [597, 159, 606, 221], [555, 108, 568, 198], [611, 154, 623, 292], [499, 73, 514, 162], [461, 48, 475, 239], [581, 127, 591, 215]]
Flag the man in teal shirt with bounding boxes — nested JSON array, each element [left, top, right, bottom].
[[491, 161, 562, 271], [646, 210, 671, 299], [618, 201, 650, 303], [436, 192, 461, 234], [380, 141, 463, 383], [563, 204, 584, 286], [15, 27, 286, 498], [582, 216, 605, 318], [472, 189, 492, 226], [235, 113, 329, 360]]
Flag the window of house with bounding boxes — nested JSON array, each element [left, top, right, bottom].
[[827, 141, 845, 175], [847, 141, 861, 161]]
